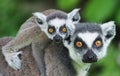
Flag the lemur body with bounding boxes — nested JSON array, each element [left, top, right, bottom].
[[63, 21, 116, 76], [2, 9, 80, 76]]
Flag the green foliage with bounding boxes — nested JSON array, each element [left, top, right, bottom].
[[115, 8, 120, 25], [0, 0, 29, 37], [56, 0, 80, 10], [82, 0, 117, 23]]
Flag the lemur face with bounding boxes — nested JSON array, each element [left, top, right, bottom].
[[33, 9, 80, 43], [46, 18, 68, 42], [64, 22, 116, 64]]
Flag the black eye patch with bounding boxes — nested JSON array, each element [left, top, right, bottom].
[[92, 36, 103, 49], [36, 18, 43, 24], [59, 25, 67, 33], [74, 36, 87, 50], [48, 25, 56, 34]]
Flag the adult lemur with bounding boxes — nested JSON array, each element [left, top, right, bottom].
[[63, 21, 116, 76], [2, 9, 80, 76]]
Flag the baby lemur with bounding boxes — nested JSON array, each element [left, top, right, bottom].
[[63, 21, 116, 76], [2, 9, 80, 76]]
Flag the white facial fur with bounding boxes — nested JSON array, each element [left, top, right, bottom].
[[64, 32, 103, 64], [33, 8, 80, 41], [46, 18, 67, 39], [78, 32, 99, 48], [63, 21, 116, 64]]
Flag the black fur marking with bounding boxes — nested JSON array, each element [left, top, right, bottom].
[[74, 36, 87, 50], [48, 25, 56, 34], [82, 49, 98, 63], [72, 13, 79, 21], [47, 11, 67, 22], [64, 35, 71, 44], [57, 44, 77, 76], [59, 25, 67, 33], [105, 31, 114, 39], [92, 36, 103, 49], [36, 18, 43, 24], [53, 34, 62, 43], [74, 23, 102, 34]]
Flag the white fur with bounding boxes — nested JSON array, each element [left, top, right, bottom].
[[2, 47, 22, 70], [78, 32, 99, 48], [48, 18, 66, 28], [68, 8, 81, 23], [100, 21, 115, 32], [97, 21, 116, 59], [45, 18, 67, 40], [66, 19, 75, 35], [64, 32, 104, 76], [33, 12, 47, 22], [64, 40, 91, 76], [65, 41, 91, 76], [100, 21, 116, 45]]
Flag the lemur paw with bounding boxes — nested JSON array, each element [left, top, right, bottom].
[[4, 51, 23, 70]]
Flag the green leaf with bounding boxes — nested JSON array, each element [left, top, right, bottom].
[[82, 0, 117, 23], [56, 0, 80, 10]]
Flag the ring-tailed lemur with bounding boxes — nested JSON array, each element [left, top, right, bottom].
[[63, 21, 116, 76], [33, 8, 80, 43], [2, 9, 80, 76]]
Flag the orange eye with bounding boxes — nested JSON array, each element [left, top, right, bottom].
[[62, 27, 67, 33], [48, 28, 54, 33], [95, 40, 102, 47], [76, 41, 82, 47]]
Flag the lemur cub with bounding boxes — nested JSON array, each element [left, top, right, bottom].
[[34, 9, 80, 43], [2, 9, 80, 76], [63, 21, 116, 76]]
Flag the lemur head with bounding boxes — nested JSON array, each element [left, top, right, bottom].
[[33, 9, 80, 43], [64, 21, 116, 64]]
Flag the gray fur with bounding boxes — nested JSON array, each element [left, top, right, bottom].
[[0, 73, 3, 76], [74, 23, 102, 34], [44, 42, 76, 76], [47, 11, 67, 22], [0, 37, 76, 76]]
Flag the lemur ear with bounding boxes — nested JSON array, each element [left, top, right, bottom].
[[65, 23, 75, 44], [66, 24, 75, 36], [100, 21, 116, 40], [68, 8, 81, 23], [33, 12, 47, 25]]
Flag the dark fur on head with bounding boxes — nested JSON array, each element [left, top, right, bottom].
[[74, 23, 102, 34], [47, 11, 67, 22]]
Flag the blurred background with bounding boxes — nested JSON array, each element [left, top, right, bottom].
[[0, 0, 120, 76]]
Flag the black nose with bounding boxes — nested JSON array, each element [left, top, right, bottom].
[[53, 35, 62, 43], [82, 50, 97, 63]]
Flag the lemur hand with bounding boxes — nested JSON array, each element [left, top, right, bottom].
[[2, 49, 22, 70]]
